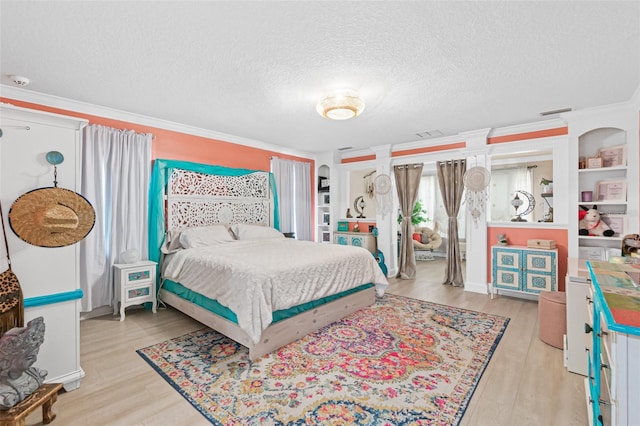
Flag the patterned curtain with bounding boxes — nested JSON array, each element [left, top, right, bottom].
[[437, 159, 466, 286], [394, 163, 423, 279]]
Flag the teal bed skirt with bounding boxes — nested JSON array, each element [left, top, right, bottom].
[[161, 280, 374, 325]]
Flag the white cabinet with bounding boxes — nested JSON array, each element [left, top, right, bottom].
[[490, 245, 558, 298], [0, 104, 88, 391], [565, 258, 590, 376], [113, 261, 157, 321]]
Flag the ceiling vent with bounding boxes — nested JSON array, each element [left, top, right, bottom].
[[337, 146, 353, 151], [416, 129, 443, 138]]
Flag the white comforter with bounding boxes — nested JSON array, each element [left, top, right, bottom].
[[162, 238, 388, 344]]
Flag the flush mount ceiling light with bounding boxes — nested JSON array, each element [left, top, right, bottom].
[[316, 91, 365, 120]]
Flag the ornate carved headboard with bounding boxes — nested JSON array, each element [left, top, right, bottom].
[[166, 168, 274, 233]]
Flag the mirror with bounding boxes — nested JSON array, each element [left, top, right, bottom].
[[347, 168, 377, 219], [490, 150, 553, 223]]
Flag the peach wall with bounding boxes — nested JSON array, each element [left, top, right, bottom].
[[1, 97, 317, 236], [341, 154, 376, 164], [391, 141, 466, 157], [487, 226, 568, 291], [487, 127, 568, 144]]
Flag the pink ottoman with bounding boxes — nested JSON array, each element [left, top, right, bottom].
[[538, 291, 567, 349]]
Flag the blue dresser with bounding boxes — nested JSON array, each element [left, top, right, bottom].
[[585, 261, 640, 425], [491, 245, 557, 299], [333, 232, 375, 253]]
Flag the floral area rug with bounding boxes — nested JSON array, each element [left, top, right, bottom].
[[137, 294, 509, 425]]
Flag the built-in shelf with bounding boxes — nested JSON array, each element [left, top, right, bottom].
[[578, 165, 627, 173], [578, 235, 623, 242]]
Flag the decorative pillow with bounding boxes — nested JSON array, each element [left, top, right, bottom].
[[412, 233, 422, 242], [179, 225, 235, 248], [233, 223, 284, 240], [421, 233, 430, 244], [161, 229, 186, 254]]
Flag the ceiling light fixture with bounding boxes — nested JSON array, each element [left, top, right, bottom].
[[316, 90, 365, 120]]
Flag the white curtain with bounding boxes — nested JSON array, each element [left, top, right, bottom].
[[79, 124, 152, 312], [418, 174, 465, 239], [270, 157, 312, 241], [490, 166, 532, 221]]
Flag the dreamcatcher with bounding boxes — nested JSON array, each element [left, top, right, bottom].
[[463, 165, 491, 226], [373, 174, 393, 217], [364, 170, 375, 199]]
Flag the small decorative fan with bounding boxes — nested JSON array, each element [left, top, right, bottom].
[[373, 174, 393, 217]]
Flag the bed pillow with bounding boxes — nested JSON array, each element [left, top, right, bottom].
[[232, 223, 284, 240], [161, 229, 186, 254], [179, 225, 235, 248]]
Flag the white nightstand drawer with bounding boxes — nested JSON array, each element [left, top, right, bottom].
[[125, 284, 153, 302], [123, 268, 153, 285]]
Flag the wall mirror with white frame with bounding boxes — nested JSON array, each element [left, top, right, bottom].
[[490, 149, 554, 223]]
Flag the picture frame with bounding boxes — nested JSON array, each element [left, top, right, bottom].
[[602, 214, 626, 236], [595, 180, 627, 202], [322, 193, 330, 205], [578, 246, 605, 261], [322, 212, 331, 225], [321, 230, 331, 243], [586, 157, 603, 169], [598, 144, 626, 167], [318, 176, 330, 192], [337, 221, 349, 232]]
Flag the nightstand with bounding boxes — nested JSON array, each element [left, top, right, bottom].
[[113, 260, 157, 321]]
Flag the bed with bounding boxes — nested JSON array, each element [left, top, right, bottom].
[[149, 161, 388, 360]]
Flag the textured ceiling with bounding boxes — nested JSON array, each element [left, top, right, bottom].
[[1, 1, 639, 154]]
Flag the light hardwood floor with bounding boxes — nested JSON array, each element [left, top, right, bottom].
[[27, 258, 587, 425]]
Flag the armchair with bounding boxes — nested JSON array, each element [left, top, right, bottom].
[[412, 226, 443, 252]]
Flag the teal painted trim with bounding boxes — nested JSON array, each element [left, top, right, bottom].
[[587, 262, 640, 336], [24, 289, 84, 308]]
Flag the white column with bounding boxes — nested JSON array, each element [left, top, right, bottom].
[[460, 129, 491, 294]]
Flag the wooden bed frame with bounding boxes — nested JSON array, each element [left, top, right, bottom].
[[160, 286, 375, 361], [158, 167, 377, 361]]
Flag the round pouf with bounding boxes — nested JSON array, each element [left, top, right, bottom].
[[538, 291, 567, 349]]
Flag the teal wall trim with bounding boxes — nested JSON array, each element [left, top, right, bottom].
[[24, 289, 84, 308]]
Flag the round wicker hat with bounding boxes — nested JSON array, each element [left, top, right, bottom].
[[8, 187, 96, 248]]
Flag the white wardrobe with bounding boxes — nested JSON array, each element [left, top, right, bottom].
[[0, 103, 87, 390]]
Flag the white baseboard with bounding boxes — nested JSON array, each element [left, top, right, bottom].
[[464, 280, 489, 294], [80, 305, 114, 320], [46, 368, 85, 391]]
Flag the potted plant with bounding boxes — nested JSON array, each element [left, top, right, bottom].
[[397, 200, 429, 227], [540, 178, 553, 194]]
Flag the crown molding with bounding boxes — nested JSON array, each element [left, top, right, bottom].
[[0, 85, 313, 159]]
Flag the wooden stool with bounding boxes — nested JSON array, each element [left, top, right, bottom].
[[0, 383, 63, 426]]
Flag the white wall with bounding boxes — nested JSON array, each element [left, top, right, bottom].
[[0, 104, 87, 390]]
